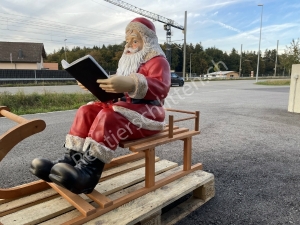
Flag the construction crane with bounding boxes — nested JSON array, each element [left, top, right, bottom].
[[103, 0, 186, 72]]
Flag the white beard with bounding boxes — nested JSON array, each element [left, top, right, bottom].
[[116, 47, 147, 76], [116, 35, 166, 76]]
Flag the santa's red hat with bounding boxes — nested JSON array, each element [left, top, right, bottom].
[[126, 17, 157, 39]]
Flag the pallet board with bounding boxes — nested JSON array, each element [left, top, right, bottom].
[[0, 159, 214, 225]]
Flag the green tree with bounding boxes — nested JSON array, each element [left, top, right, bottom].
[[227, 48, 240, 71], [286, 38, 300, 63], [279, 38, 300, 76]]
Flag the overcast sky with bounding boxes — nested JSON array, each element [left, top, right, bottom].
[[0, 0, 299, 56]]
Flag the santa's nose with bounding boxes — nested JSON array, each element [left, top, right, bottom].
[[127, 41, 133, 47]]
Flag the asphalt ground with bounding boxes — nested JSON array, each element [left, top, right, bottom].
[[0, 80, 299, 225]]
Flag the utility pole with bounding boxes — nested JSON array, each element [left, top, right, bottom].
[[164, 24, 172, 65], [64, 39, 68, 62], [190, 53, 192, 78], [256, 4, 263, 82], [274, 40, 279, 76], [183, 11, 187, 81], [239, 44, 242, 77]]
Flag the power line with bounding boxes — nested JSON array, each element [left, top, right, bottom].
[[0, 32, 121, 45], [0, 17, 124, 39], [0, 13, 124, 37], [0, 12, 127, 53], [0, 24, 123, 42], [0, 34, 122, 51]]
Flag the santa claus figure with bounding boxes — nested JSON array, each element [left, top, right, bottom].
[[30, 17, 171, 194]]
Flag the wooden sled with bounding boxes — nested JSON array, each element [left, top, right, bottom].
[[0, 106, 214, 225]]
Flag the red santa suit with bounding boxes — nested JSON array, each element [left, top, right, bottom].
[[64, 18, 170, 164]]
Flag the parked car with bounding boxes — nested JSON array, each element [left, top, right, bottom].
[[170, 72, 184, 86]]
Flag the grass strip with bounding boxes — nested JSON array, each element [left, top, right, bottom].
[[256, 79, 290, 85], [0, 91, 96, 115], [0, 81, 77, 87]]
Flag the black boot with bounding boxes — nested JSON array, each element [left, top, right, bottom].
[[49, 150, 105, 194], [30, 149, 82, 182]]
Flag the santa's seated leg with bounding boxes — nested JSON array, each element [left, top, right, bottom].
[[30, 103, 103, 182], [48, 107, 121, 194], [48, 106, 159, 194]]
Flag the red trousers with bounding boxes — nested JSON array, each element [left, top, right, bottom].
[[68, 102, 160, 151]]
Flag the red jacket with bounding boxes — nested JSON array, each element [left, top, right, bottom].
[[113, 55, 170, 127]]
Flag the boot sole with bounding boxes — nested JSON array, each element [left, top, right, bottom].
[[49, 174, 94, 194], [29, 168, 52, 183]]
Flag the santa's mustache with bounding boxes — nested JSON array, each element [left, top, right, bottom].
[[124, 47, 139, 54]]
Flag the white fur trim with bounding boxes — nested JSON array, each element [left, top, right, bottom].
[[126, 22, 156, 39], [112, 105, 166, 131], [83, 137, 115, 163], [65, 134, 85, 153], [128, 73, 148, 99]]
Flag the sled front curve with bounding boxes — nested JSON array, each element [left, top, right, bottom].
[[0, 106, 48, 199]]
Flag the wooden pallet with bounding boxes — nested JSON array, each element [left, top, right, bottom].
[[0, 158, 215, 225]]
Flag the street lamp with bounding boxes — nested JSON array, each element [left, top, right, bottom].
[[256, 4, 263, 82], [64, 39, 68, 62], [190, 53, 192, 78]]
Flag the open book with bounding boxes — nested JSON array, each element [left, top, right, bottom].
[[62, 55, 123, 102]]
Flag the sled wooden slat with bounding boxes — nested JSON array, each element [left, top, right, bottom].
[[168, 115, 174, 138], [86, 190, 113, 209], [103, 152, 145, 170], [145, 148, 155, 188], [0, 106, 27, 123], [101, 155, 160, 180], [129, 130, 200, 152], [48, 183, 96, 217], [118, 126, 184, 148]]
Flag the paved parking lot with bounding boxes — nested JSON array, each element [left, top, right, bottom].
[[1, 80, 299, 224]]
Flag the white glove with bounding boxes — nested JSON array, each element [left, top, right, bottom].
[[96, 75, 135, 93]]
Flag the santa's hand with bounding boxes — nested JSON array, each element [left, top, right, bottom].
[[77, 81, 88, 91], [97, 75, 135, 93]]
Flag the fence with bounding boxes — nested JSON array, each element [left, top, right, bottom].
[[0, 69, 291, 84], [0, 69, 76, 84], [186, 75, 290, 81]]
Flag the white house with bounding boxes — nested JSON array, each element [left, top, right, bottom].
[[203, 71, 239, 80]]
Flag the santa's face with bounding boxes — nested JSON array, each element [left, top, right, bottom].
[[116, 29, 147, 76], [125, 29, 144, 54]]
